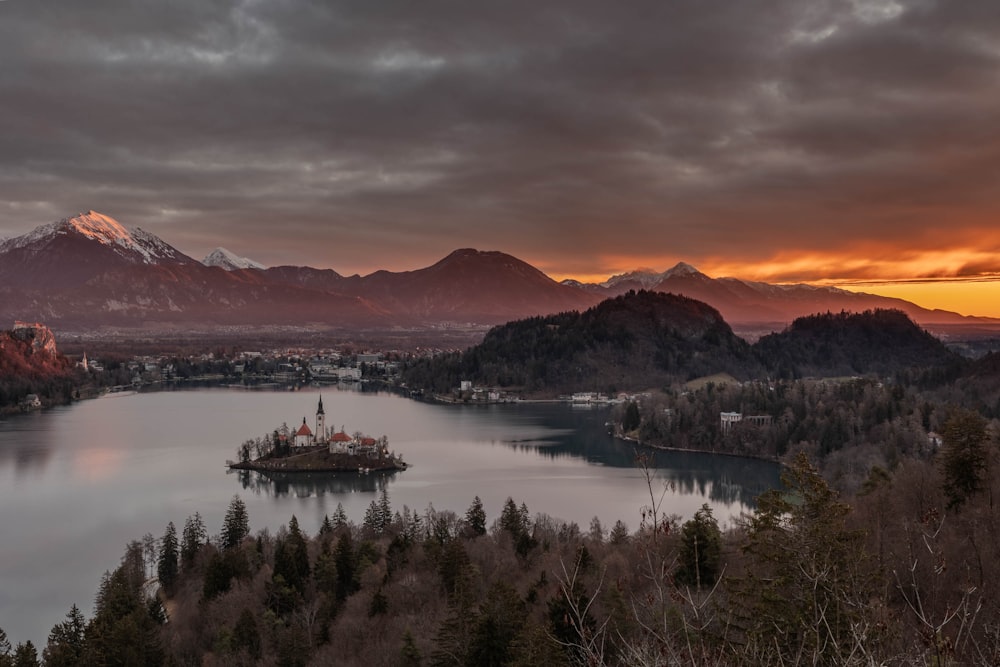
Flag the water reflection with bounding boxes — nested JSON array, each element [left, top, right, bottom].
[[495, 404, 780, 508], [0, 413, 54, 475], [234, 468, 397, 498]]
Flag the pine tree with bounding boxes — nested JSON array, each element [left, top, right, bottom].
[[180, 512, 207, 570], [609, 520, 630, 545], [940, 408, 990, 510], [274, 515, 311, 594], [464, 496, 487, 537], [468, 582, 526, 667], [233, 608, 261, 660], [728, 453, 877, 664], [0, 627, 11, 665], [157, 521, 179, 594], [220, 495, 250, 551], [332, 502, 348, 528], [334, 533, 359, 603], [363, 500, 382, 535], [675, 504, 722, 588], [378, 488, 392, 531], [11, 642, 37, 667], [42, 605, 86, 667], [400, 629, 422, 667]]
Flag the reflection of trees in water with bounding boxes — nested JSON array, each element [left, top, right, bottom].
[[233, 469, 397, 498], [500, 404, 782, 508], [0, 442, 53, 475], [0, 413, 54, 475]]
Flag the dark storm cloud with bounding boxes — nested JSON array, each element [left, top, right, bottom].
[[1, 0, 999, 274]]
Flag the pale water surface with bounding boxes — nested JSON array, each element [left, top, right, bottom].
[[0, 386, 780, 645]]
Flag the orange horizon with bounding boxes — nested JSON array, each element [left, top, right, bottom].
[[543, 243, 1000, 319]]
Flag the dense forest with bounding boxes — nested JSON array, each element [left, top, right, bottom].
[[6, 409, 1000, 666], [402, 292, 968, 396], [402, 290, 759, 395]]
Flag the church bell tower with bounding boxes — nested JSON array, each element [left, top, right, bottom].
[[315, 395, 326, 444]]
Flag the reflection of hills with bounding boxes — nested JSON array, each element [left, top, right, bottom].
[[233, 469, 397, 498], [502, 403, 781, 508]]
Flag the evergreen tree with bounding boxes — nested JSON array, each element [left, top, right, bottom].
[[675, 504, 722, 588], [11, 642, 37, 667], [180, 512, 207, 570], [468, 582, 526, 667], [333, 533, 359, 603], [42, 604, 86, 667], [728, 453, 878, 665], [82, 563, 164, 666], [609, 520, 630, 545], [0, 628, 12, 667], [940, 408, 991, 510], [369, 588, 389, 617], [319, 514, 334, 537], [622, 400, 641, 432], [378, 488, 392, 531], [400, 629, 422, 667], [274, 516, 311, 595], [363, 500, 382, 535], [220, 495, 250, 551], [438, 539, 475, 601], [233, 608, 261, 660], [331, 502, 348, 528], [464, 495, 487, 537], [157, 521, 179, 594]]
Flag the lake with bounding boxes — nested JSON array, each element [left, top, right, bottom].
[[0, 385, 781, 646]]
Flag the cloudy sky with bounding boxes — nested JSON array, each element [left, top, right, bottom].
[[2, 1, 1000, 314]]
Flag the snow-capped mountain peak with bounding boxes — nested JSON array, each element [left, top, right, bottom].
[[601, 268, 665, 289], [0, 210, 191, 265], [662, 261, 703, 278], [202, 247, 265, 271], [61, 210, 132, 244]]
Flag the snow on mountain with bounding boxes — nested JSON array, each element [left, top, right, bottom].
[[601, 268, 666, 290], [202, 247, 265, 271], [661, 262, 703, 278], [0, 210, 191, 265]]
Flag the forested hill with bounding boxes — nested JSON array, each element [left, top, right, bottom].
[[753, 309, 962, 379], [403, 290, 758, 395], [0, 322, 80, 410]]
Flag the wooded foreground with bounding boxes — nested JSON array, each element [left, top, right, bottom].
[[6, 408, 1000, 666]]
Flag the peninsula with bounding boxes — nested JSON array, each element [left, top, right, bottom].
[[228, 396, 407, 474]]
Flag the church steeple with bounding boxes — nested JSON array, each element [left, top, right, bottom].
[[315, 395, 326, 444]]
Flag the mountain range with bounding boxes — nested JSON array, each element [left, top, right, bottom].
[[0, 211, 994, 333]]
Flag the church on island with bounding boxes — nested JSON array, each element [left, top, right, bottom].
[[288, 396, 387, 458]]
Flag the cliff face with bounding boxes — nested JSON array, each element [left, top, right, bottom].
[[10, 321, 59, 357], [0, 322, 76, 410]]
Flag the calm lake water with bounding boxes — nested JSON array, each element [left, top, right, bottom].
[[0, 385, 781, 645]]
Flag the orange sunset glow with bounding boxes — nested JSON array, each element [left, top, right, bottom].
[[2, 1, 1000, 325]]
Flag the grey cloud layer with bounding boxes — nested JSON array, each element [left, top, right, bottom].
[[2, 0, 999, 274]]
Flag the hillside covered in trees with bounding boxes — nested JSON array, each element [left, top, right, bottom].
[[403, 290, 759, 395], [754, 309, 963, 379], [403, 292, 968, 396], [9, 412, 1000, 666]]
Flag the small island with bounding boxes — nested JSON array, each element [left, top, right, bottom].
[[228, 396, 407, 474]]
